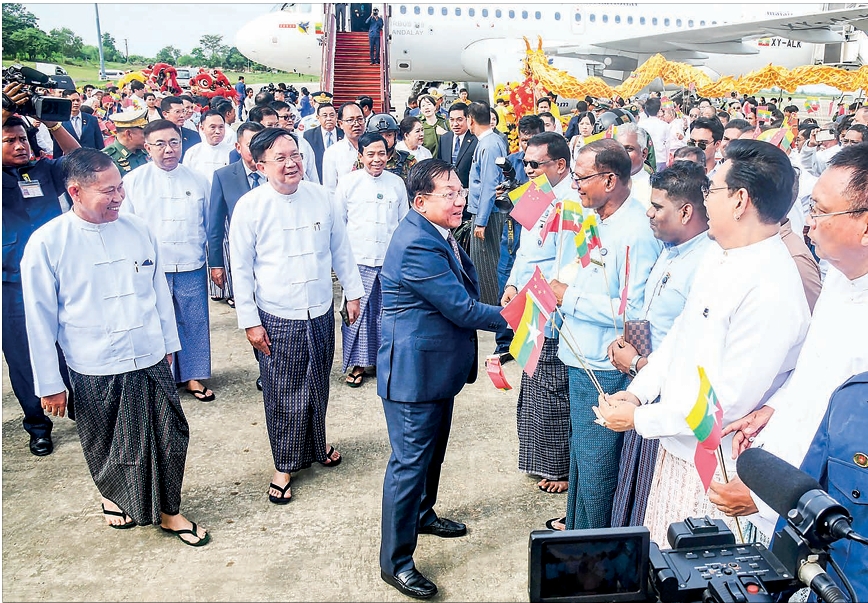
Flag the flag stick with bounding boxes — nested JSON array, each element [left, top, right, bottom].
[[554, 200, 565, 281], [715, 444, 746, 544], [599, 260, 621, 334], [552, 309, 605, 395]]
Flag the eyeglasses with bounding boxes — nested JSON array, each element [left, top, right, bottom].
[[702, 186, 730, 200], [808, 200, 868, 220], [841, 138, 863, 145], [522, 158, 554, 169], [146, 139, 182, 149], [260, 153, 304, 165], [687, 139, 713, 150], [422, 190, 467, 201], [570, 171, 612, 185], [340, 117, 365, 125], [278, 114, 294, 122]]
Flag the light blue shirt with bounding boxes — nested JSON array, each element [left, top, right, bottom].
[[467, 129, 508, 226], [506, 175, 576, 338], [640, 231, 712, 351], [557, 197, 663, 371]]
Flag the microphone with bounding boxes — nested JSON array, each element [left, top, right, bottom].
[[17, 66, 50, 85], [738, 447, 855, 546]]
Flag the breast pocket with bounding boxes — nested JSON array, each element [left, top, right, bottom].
[[827, 457, 868, 510], [2, 228, 18, 274]]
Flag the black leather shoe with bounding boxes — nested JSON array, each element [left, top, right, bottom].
[[381, 568, 437, 599], [419, 517, 467, 538], [256, 377, 263, 391], [29, 435, 53, 456]]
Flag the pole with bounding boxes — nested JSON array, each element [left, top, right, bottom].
[[715, 445, 747, 544], [95, 4, 105, 80]]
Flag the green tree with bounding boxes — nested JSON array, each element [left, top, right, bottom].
[[177, 54, 196, 67], [189, 47, 207, 67], [224, 47, 248, 71], [2, 3, 40, 58], [9, 27, 54, 61], [101, 32, 123, 62], [48, 27, 84, 59], [155, 45, 181, 65]]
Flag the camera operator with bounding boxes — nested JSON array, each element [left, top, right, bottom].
[[2, 81, 80, 456]]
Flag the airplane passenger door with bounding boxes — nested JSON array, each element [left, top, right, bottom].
[[572, 5, 586, 36], [350, 3, 372, 32]]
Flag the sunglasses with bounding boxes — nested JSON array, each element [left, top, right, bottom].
[[687, 139, 712, 150], [521, 158, 554, 169]]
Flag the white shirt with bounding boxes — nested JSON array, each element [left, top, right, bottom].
[[746, 266, 868, 536], [296, 133, 320, 183], [223, 126, 237, 145], [639, 115, 671, 168], [320, 126, 338, 149], [395, 141, 433, 161], [668, 119, 687, 152], [229, 180, 365, 327], [321, 137, 359, 193], [629, 235, 810, 468], [334, 169, 408, 267], [21, 212, 180, 395], [121, 163, 210, 272], [631, 170, 652, 210], [182, 138, 234, 187]]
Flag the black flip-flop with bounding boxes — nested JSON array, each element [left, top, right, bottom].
[[102, 504, 136, 529], [268, 481, 292, 505], [345, 371, 364, 388], [545, 517, 567, 531], [161, 522, 211, 547], [187, 387, 215, 402], [319, 445, 342, 467]]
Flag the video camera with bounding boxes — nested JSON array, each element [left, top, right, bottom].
[[494, 156, 521, 212], [2, 64, 74, 122]]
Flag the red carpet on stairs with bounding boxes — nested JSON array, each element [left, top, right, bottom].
[[332, 32, 386, 112]]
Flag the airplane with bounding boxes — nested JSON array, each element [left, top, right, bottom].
[[235, 3, 868, 105]]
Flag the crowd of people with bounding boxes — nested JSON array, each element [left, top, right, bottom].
[[2, 67, 867, 600]]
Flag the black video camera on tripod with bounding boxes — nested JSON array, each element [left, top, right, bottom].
[[2, 64, 75, 122]]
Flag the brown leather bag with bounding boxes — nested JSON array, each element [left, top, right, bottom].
[[624, 319, 653, 357]]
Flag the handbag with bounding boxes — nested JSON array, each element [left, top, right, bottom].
[[624, 319, 653, 358]]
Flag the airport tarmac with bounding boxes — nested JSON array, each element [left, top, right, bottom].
[[1, 287, 565, 602]]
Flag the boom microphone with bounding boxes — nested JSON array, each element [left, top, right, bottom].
[[17, 66, 51, 85]]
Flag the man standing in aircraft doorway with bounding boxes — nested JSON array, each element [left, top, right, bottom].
[[366, 8, 384, 65]]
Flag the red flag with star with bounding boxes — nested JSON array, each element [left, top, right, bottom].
[[501, 266, 558, 331]]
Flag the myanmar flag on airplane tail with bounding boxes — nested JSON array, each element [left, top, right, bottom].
[[685, 366, 724, 491], [509, 292, 549, 377]]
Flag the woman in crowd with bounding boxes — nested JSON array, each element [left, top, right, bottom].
[[397, 116, 433, 161], [417, 94, 447, 156], [144, 92, 163, 122], [568, 111, 596, 164]]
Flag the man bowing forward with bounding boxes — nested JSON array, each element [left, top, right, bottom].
[[378, 159, 506, 599]]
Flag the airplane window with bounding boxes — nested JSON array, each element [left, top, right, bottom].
[[575, 13, 581, 22], [495, 9, 501, 18], [482, 8, 488, 17], [700, 20, 705, 26], [602, 14, 608, 23], [652, 17, 657, 25], [664, 18, 670, 26], [400, 5, 406, 15], [615, 15, 620, 24], [688, 19, 694, 27], [441, 7, 447, 15], [428, 6, 433, 15], [522, 10, 528, 19], [712, 21, 717, 25], [414, 6, 420, 15], [676, 18, 682, 26], [590, 13, 595, 22], [640, 16, 645, 25], [627, 15, 633, 24], [554, 12, 560, 20], [455, 7, 461, 16], [509, 9, 515, 19], [469, 8, 474, 16], [536, 11, 542, 20]]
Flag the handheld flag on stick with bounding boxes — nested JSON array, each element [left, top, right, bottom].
[[756, 105, 771, 123], [500, 266, 559, 331], [510, 174, 557, 230], [618, 246, 631, 317], [582, 125, 616, 145], [485, 355, 512, 390], [540, 200, 584, 243], [685, 366, 724, 491], [584, 213, 603, 250], [509, 292, 549, 377]]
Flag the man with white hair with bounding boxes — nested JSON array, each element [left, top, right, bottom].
[[615, 124, 652, 209]]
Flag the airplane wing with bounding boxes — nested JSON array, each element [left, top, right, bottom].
[[563, 6, 868, 57]]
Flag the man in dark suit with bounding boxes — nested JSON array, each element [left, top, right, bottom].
[[436, 101, 477, 189], [160, 95, 200, 161], [302, 102, 342, 184], [377, 159, 506, 599], [52, 90, 104, 158]]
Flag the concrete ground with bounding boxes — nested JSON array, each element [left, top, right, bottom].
[[2, 291, 566, 602]]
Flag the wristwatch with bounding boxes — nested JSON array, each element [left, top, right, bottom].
[[47, 123, 62, 132], [628, 355, 642, 377]]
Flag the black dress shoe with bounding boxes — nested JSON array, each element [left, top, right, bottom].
[[256, 377, 263, 391], [419, 517, 467, 538], [381, 568, 437, 599], [29, 435, 53, 456]]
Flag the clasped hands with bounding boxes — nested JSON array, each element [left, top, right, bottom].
[[592, 391, 640, 432], [245, 299, 361, 356]]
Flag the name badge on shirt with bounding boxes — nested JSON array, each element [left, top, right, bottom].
[[18, 179, 44, 198]]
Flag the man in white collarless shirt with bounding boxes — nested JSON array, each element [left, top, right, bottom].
[[321, 102, 365, 193]]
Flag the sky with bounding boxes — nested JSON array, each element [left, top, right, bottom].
[[23, 2, 276, 58]]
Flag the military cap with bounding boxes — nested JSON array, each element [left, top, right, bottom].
[[111, 107, 148, 129], [311, 91, 333, 104]]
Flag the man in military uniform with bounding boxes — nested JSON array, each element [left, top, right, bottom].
[[300, 91, 335, 132], [356, 113, 416, 182], [103, 107, 149, 175]]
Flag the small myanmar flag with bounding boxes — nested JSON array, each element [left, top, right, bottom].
[[540, 200, 585, 243], [584, 213, 602, 250], [685, 366, 723, 451], [509, 291, 548, 377]]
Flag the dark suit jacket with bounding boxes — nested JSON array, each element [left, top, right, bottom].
[[377, 209, 505, 403], [303, 126, 343, 184], [437, 131, 477, 188], [180, 126, 201, 162], [52, 113, 103, 157], [207, 159, 253, 267]]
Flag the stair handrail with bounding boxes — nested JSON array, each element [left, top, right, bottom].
[[321, 3, 336, 94], [380, 3, 392, 113]]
